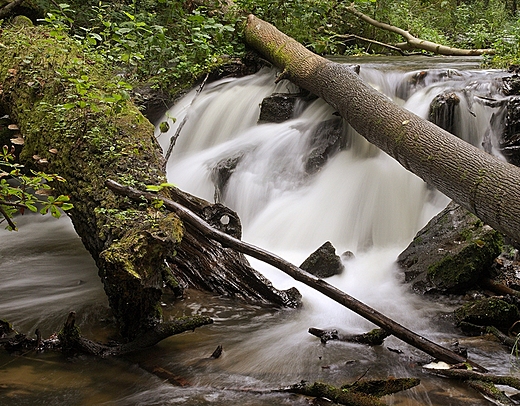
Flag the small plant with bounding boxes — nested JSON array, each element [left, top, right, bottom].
[[0, 145, 73, 230]]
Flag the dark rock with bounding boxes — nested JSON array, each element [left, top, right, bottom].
[[428, 91, 460, 134], [305, 118, 346, 174], [500, 95, 520, 166], [300, 241, 344, 278], [454, 296, 520, 332], [502, 75, 520, 96], [210, 152, 244, 203], [398, 201, 503, 295], [132, 84, 173, 124], [259, 93, 302, 123]]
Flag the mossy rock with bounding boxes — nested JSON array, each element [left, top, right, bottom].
[[398, 201, 503, 294], [454, 297, 520, 331]]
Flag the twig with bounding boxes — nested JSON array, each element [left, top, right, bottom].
[[164, 73, 209, 161], [0, 204, 17, 230]]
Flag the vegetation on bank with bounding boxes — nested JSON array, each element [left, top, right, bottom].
[[6, 0, 520, 95]]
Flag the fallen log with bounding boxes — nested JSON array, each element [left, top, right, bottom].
[[286, 379, 420, 406], [106, 179, 486, 371], [345, 4, 495, 56], [308, 327, 390, 345], [243, 14, 520, 254], [424, 366, 520, 405]]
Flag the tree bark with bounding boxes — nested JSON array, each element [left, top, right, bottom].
[[345, 4, 495, 56], [243, 14, 520, 246], [0, 25, 297, 340]]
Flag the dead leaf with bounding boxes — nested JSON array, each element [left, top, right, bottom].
[[48, 148, 58, 154], [10, 137, 24, 145], [32, 155, 41, 160], [7, 124, 18, 130], [35, 189, 53, 196]]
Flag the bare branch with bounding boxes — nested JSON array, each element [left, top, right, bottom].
[[0, 0, 26, 19]]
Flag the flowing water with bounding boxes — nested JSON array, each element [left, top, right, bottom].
[[1, 56, 517, 405]]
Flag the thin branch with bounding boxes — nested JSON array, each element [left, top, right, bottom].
[[106, 179, 486, 372], [330, 33, 407, 55], [164, 73, 209, 162], [0, 205, 17, 230], [0, 200, 28, 209], [0, 0, 26, 18]]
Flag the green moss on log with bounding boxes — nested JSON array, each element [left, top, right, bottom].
[[0, 25, 182, 339]]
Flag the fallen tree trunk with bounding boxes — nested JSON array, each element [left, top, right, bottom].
[[345, 4, 495, 56], [243, 14, 520, 245], [0, 24, 297, 340], [107, 180, 486, 371]]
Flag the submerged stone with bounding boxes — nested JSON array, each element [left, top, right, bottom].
[[398, 201, 503, 295], [300, 241, 344, 278], [305, 118, 346, 174]]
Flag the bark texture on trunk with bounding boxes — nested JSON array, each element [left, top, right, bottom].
[[244, 14, 520, 245], [0, 25, 297, 340]]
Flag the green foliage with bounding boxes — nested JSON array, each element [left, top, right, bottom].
[[0, 146, 73, 230]]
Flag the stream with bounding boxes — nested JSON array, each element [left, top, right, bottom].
[[1, 56, 518, 405]]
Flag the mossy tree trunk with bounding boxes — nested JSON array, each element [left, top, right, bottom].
[[0, 25, 296, 340], [244, 14, 520, 245]]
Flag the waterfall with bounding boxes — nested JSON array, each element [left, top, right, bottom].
[[156, 58, 508, 330]]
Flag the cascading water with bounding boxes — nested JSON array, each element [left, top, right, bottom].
[[0, 56, 514, 405]]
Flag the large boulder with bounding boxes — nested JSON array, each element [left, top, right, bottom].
[[398, 201, 503, 294], [300, 241, 344, 278]]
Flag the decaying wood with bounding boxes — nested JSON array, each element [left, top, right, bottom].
[[425, 367, 520, 404], [2, 312, 213, 357], [243, 14, 520, 251], [286, 379, 420, 405], [106, 179, 486, 371], [308, 327, 390, 345], [345, 4, 495, 56]]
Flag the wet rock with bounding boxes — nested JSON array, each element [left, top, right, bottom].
[[502, 75, 520, 96], [500, 95, 520, 166], [454, 296, 520, 333], [210, 152, 244, 203], [305, 118, 346, 174], [300, 241, 344, 278], [258, 93, 301, 123], [428, 91, 460, 134], [398, 201, 503, 295]]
